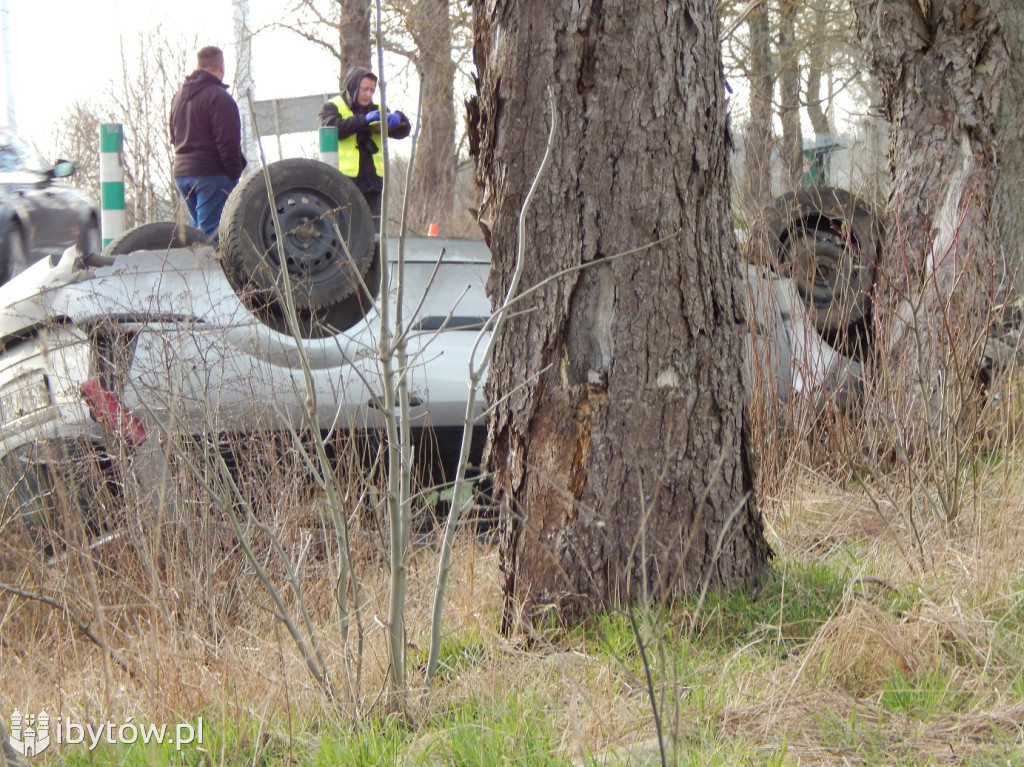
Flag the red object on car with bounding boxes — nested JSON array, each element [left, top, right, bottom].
[[79, 379, 148, 447]]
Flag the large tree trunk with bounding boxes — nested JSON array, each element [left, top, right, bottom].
[[406, 0, 457, 234], [470, 0, 771, 626], [854, 1, 1010, 445]]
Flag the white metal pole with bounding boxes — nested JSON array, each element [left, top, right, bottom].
[[99, 124, 125, 246], [319, 127, 338, 168]]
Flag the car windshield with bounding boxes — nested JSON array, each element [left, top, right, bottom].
[[0, 133, 49, 173]]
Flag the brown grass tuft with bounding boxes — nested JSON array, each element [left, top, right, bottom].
[[802, 602, 937, 697]]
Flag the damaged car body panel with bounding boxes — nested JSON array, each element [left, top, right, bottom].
[[0, 235, 493, 545]]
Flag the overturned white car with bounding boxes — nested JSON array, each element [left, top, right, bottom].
[[0, 159, 863, 547], [0, 159, 494, 540]]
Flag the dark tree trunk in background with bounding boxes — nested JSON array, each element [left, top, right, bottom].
[[337, 0, 371, 80], [853, 0, 1010, 442], [777, 0, 804, 190], [470, 0, 771, 626], [286, 0, 371, 88], [804, 51, 832, 138], [744, 2, 776, 213], [406, 0, 457, 235]]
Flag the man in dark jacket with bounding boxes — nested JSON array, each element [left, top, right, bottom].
[[169, 46, 247, 239], [318, 66, 411, 222]]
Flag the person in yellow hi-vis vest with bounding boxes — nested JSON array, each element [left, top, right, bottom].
[[318, 66, 412, 224]]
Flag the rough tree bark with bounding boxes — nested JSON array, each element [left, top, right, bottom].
[[853, 0, 1010, 443], [993, 3, 1024, 297], [469, 0, 772, 626]]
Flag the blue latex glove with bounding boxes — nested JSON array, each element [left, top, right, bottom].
[[387, 112, 402, 129], [364, 110, 381, 123]]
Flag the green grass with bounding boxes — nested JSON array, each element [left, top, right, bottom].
[[880, 666, 969, 717], [685, 558, 853, 655], [412, 625, 491, 683], [419, 696, 570, 766], [568, 558, 857, 669], [309, 717, 409, 767]]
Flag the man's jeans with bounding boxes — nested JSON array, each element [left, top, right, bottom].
[[174, 175, 237, 240]]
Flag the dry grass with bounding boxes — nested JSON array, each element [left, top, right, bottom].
[[2, 383, 1024, 765]]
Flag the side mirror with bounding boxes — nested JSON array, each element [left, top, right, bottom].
[[51, 160, 76, 179]]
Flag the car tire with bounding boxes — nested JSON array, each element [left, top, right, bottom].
[[219, 158, 377, 314], [3, 223, 29, 282], [255, 244, 382, 338], [103, 221, 211, 255], [763, 187, 880, 337]]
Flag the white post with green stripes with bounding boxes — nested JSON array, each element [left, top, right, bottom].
[[99, 124, 125, 247], [318, 127, 338, 168]]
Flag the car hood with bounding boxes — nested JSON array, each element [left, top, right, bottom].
[[0, 170, 48, 187]]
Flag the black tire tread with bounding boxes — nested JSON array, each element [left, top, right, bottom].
[[762, 187, 880, 334], [103, 222, 210, 256], [219, 158, 375, 313]]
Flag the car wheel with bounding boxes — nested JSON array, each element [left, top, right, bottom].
[[102, 221, 210, 255], [219, 158, 377, 314], [763, 187, 880, 338], [2, 224, 29, 282], [255, 246, 381, 338]]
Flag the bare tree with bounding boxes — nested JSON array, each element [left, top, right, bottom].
[[52, 29, 196, 228], [279, 0, 372, 82], [112, 30, 194, 224], [404, 0, 457, 234], [722, 0, 875, 203], [804, 54, 831, 139], [51, 102, 102, 204], [777, 0, 804, 190], [744, 1, 777, 211], [470, 0, 772, 626]]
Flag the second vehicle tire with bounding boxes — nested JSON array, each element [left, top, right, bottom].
[[762, 187, 880, 338]]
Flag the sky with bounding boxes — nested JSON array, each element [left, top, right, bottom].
[[1, 0, 387, 155]]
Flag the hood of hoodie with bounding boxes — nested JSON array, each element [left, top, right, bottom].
[[342, 66, 377, 112], [178, 69, 229, 102]]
